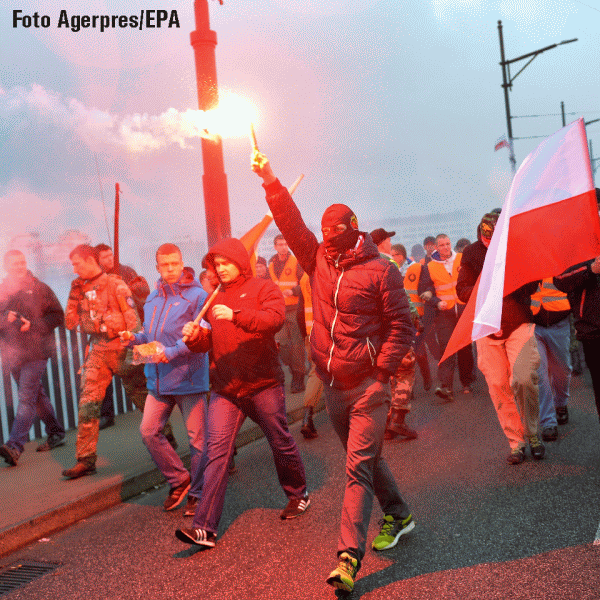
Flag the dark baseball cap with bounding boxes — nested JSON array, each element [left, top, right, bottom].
[[370, 228, 395, 246]]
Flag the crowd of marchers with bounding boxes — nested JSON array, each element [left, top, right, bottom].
[[1, 152, 600, 595]]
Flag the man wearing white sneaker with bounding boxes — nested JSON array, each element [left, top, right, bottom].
[[175, 237, 309, 550]]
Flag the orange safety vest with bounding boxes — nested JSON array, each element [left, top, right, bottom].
[[299, 273, 313, 336], [404, 262, 424, 316], [269, 254, 300, 306], [530, 278, 570, 314], [427, 253, 464, 310]]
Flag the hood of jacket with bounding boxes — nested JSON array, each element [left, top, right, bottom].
[[430, 250, 458, 271], [203, 238, 252, 286]]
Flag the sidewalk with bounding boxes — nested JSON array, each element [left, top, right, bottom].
[[0, 384, 317, 558]]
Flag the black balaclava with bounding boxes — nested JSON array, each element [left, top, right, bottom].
[[321, 204, 360, 253]]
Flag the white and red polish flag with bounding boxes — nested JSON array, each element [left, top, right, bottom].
[[494, 135, 509, 152], [441, 118, 600, 362]]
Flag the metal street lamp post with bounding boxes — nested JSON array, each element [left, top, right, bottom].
[[190, 0, 231, 249], [497, 20, 577, 174]]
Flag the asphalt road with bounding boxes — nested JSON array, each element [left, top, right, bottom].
[[2, 371, 600, 600]]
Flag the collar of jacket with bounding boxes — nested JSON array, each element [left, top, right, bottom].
[[1, 270, 37, 294], [324, 234, 380, 267], [431, 250, 457, 266], [156, 269, 199, 297]]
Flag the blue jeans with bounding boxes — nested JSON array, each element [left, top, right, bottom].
[[192, 384, 307, 533], [535, 319, 572, 428], [7, 359, 65, 453], [325, 376, 411, 567], [140, 393, 208, 497]]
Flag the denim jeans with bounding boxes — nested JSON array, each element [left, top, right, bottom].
[[192, 384, 307, 533], [140, 393, 207, 497], [325, 376, 411, 567], [535, 318, 571, 428], [7, 359, 65, 453]]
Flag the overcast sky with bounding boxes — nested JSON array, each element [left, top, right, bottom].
[[1, 0, 598, 280]]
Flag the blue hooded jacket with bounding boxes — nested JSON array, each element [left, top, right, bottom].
[[133, 268, 209, 395]]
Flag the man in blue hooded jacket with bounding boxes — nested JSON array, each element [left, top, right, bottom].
[[120, 243, 209, 515]]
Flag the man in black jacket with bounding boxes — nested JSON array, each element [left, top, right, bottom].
[[456, 211, 543, 465], [96, 243, 152, 431], [252, 151, 415, 594], [0, 250, 65, 466], [554, 255, 600, 422]]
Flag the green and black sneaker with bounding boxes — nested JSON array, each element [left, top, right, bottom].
[[326, 552, 358, 592], [372, 514, 415, 551]]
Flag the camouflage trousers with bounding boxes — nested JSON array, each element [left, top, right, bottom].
[[76, 337, 149, 462], [389, 348, 416, 413]]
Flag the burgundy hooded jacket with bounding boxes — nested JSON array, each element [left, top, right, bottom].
[[186, 238, 285, 400]]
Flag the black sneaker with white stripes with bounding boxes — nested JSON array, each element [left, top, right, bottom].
[[175, 527, 216, 547], [280, 495, 310, 520]]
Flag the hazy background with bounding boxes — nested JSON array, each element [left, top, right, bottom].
[[1, 0, 598, 299]]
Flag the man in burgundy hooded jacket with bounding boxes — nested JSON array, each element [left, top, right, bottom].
[[175, 237, 309, 549]]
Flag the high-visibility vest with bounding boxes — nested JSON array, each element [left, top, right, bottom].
[[404, 262, 424, 316], [299, 273, 313, 336], [269, 254, 300, 306], [530, 278, 570, 314], [427, 253, 464, 310]]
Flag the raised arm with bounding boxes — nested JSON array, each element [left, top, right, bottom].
[[252, 151, 320, 275]]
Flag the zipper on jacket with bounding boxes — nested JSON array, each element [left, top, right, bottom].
[[366, 337, 376, 366], [326, 268, 345, 386]]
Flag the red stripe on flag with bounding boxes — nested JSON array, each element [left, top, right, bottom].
[[504, 190, 600, 296], [439, 277, 480, 363], [439, 189, 600, 365]]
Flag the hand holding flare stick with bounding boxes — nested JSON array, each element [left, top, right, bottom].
[[181, 284, 221, 343]]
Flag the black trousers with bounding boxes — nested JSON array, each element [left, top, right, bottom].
[[581, 338, 600, 421]]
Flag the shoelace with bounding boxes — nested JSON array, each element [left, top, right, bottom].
[[377, 518, 394, 533], [338, 556, 357, 577]]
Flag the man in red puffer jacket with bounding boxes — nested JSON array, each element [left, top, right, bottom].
[[251, 150, 415, 594]]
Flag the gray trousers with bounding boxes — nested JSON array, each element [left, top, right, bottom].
[[325, 376, 411, 567]]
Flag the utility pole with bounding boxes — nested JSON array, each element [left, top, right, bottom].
[[190, 0, 231, 249], [561, 101, 566, 127], [497, 20, 577, 175], [497, 21, 517, 174]]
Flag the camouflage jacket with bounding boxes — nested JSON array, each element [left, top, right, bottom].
[[65, 272, 139, 338]]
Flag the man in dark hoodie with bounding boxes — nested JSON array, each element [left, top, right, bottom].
[[0, 250, 66, 466], [175, 237, 309, 549], [456, 211, 543, 465], [554, 254, 600, 422], [251, 151, 415, 594]]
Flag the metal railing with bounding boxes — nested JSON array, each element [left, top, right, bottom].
[[0, 328, 131, 445]]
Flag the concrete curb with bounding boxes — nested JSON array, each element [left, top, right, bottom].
[[0, 397, 323, 559]]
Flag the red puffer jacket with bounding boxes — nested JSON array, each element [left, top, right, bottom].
[[263, 180, 414, 390], [187, 238, 286, 400]]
